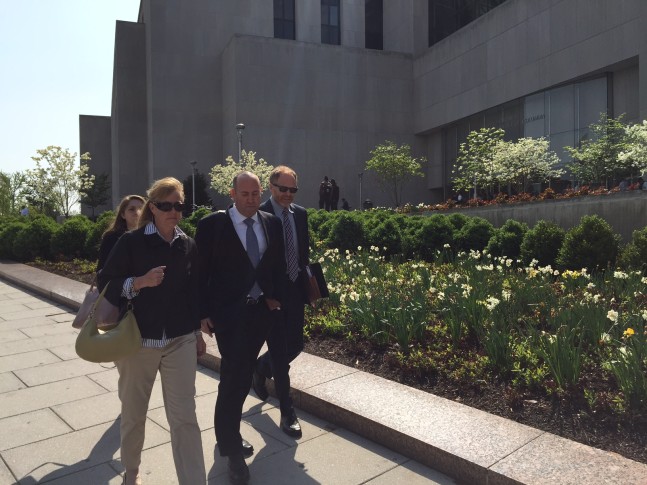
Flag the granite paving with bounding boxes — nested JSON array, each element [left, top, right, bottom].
[[1, 261, 646, 484]]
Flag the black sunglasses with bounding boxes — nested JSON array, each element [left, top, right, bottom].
[[271, 183, 298, 194], [153, 201, 186, 212]]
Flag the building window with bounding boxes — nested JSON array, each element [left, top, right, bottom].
[[428, 0, 508, 47], [365, 0, 383, 50], [274, 0, 295, 40], [322, 0, 341, 45]]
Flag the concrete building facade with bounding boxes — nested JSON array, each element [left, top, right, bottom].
[[80, 0, 647, 211]]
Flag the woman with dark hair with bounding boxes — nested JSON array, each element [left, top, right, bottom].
[[96, 195, 146, 271], [98, 178, 206, 485]]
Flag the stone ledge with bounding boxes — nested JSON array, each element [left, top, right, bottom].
[[1, 261, 646, 484]]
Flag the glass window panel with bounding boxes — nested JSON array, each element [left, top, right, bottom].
[[578, 76, 607, 130], [524, 93, 547, 138], [549, 130, 575, 172], [429, 0, 509, 46], [548, 85, 575, 135], [274, 0, 295, 39]]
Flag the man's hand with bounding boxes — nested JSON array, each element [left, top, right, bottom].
[[265, 298, 281, 311], [200, 318, 214, 337], [196, 333, 206, 357]]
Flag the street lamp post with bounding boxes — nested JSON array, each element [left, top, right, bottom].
[[236, 123, 245, 162], [358, 172, 363, 210], [190, 160, 197, 211]]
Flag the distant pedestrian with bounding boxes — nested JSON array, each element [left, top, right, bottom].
[[341, 198, 350, 210], [318, 176, 331, 210], [330, 179, 339, 210], [96, 195, 145, 272]]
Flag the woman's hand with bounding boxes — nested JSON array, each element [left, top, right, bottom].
[[200, 318, 214, 337], [133, 265, 166, 291], [196, 333, 206, 357]]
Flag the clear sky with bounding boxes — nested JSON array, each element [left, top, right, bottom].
[[0, 1, 137, 174]]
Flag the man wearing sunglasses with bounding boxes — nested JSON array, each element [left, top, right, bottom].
[[195, 171, 285, 485], [253, 165, 309, 439]]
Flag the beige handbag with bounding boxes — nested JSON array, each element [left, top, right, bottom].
[[71, 279, 99, 329], [75, 283, 141, 363]]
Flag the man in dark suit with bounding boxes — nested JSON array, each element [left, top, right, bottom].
[[253, 165, 309, 439], [195, 171, 285, 485]]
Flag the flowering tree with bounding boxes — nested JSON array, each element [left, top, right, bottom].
[[0, 171, 28, 216], [365, 141, 426, 207], [493, 137, 563, 193], [209, 150, 274, 196], [25, 146, 94, 217], [619, 120, 647, 175], [453, 127, 505, 195], [565, 113, 629, 184]]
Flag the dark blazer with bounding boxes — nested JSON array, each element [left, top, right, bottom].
[[97, 226, 200, 339], [259, 199, 310, 302], [259, 199, 309, 269], [194, 207, 286, 332]]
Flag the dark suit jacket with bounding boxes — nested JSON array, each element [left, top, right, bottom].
[[259, 199, 310, 303], [194, 207, 286, 332]]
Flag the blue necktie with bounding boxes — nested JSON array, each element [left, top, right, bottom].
[[244, 218, 262, 299], [282, 208, 299, 282]]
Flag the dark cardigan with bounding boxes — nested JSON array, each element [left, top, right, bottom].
[[97, 226, 200, 339], [96, 230, 124, 272]]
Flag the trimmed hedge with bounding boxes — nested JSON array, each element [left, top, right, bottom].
[[0, 208, 644, 274]]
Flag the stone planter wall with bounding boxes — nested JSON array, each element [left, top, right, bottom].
[[438, 191, 647, 244]]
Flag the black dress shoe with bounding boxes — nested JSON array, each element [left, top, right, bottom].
[[280, 409, 302, 438], [228, 454, 250, 485], [216, 440, 254, 458], [252, 368, 269, 401], [241, 438, 254, 458]]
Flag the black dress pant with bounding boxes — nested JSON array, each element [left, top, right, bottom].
[[256, 278, 305, 415], [214, 303, 274, 456]]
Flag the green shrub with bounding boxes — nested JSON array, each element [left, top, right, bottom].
[[417, 214, 455, 261], [618, 226, 647, 271], [368, 217, 402, 256], [520, 220, 565, 267], [178, 219, 195, 238], [12, 216, 59, 261], [307, 209, 334, 239], [0, 221, 28, 259], [447, 213, 469, 231], [557, 215, 620, 271], [186, 206, 212, 227], [486, 219, 528, 259], [457, 217, 495, 252], [84, 211, 114, 260], [326, 212, 365, 251], [401, 216, 425, 260], [50, 216, 94, 260]]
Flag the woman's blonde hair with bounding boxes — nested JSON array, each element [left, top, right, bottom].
[[138, 177, 184, 228], [103, 195, 146, 236]]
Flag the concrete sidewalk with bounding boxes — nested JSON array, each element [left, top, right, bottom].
[[1, 261, 646, 484]]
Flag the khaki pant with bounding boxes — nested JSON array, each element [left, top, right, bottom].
[[116, 333, 206, 484]]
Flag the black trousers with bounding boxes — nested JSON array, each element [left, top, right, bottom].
[[256, 278, 305, 415], [214, 303, 274, 456]]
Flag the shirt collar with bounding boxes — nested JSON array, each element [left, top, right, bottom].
[[144, 221, 185, 242], [270, 197, 292, 215], [230, 205, 259, 225]]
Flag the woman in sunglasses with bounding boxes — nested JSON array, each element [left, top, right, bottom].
[[98, 177, 206, 485]]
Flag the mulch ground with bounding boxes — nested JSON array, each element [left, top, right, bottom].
[[304, 335, 647, 465]]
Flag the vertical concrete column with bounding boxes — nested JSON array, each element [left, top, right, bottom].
[[640, 51, 647, 122], [296, 0, 320, 43]]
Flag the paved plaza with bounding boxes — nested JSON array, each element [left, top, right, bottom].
[[1, 262, 647, 485], [0, 278, 452, 484]]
